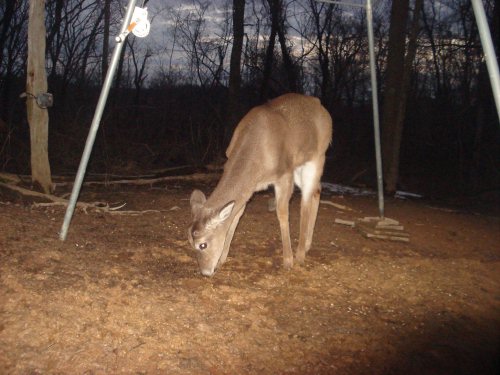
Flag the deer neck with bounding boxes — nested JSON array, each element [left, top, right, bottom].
[[206, 160, 258, 211]]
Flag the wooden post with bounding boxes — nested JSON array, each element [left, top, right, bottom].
[[27, 0, 52, 193]]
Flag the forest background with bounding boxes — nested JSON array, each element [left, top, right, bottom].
[[0, 0, 498, 199]]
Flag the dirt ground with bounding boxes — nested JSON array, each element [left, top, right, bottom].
[[0, 175, 499, 374]]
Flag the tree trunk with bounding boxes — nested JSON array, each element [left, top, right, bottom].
[[0, 1, 15, 65], [381, 0, 412, 195], [27, 0, 52, 193], [0, 0, 15, 121], [310, 1, 334, 111], [226, 0, 245, 145], [260, 17, 277, 100], [273, 0, 297, 93], [263, 0, 297, 95], [47, 0, 64, 79]]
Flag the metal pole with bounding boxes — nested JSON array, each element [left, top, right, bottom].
[[316, 0, 384, 218], [366, 0, 385, 218], [471, 0, 500, 124], [59, 0, 137, 241]]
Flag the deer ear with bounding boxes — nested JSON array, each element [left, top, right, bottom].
[[208, 201, 234, 227], [190, 190, 206, 214], [218, 201, 235, 222]]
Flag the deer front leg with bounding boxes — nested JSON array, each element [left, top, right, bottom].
[[274, 175, 294, 270], [219, 204, 246, 266]]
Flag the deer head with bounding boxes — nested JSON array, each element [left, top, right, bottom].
[[188, 189, 235, 276]]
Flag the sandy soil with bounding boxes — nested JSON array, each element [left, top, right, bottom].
[[1, 176, 499, 374]]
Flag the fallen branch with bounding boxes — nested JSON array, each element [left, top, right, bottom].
[[0, 177, 180, 216], [31, 200, 162, 215], [106, 209, 161, 216], [84, 165, 194, 180], [0, 172, 23, 185], [0, 181, 66, 203], [0, 182, 117, 213], [320, 200, 357, 212], [53, 172, 220, 188]]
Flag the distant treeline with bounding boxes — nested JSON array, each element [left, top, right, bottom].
[[0, 0, 498, 197]]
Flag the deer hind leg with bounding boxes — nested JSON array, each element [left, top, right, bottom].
[[294, 157, 324, 264], [274, 174, 294, 270]]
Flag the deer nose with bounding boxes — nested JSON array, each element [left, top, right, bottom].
[[200, 268, 215, 277]]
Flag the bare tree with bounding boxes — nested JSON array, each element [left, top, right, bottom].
[[27, 0, 52, 193], [226, 0, 245, 142], [0, 1, 28, 122], [271, 0, 297, 92], [260, 1, 278, 99], [0, 0, 16, 77], [128, 37, 152, 105], [291, 1, 368, 110], [381, 0, 423, 195], [176, 1, 232, 88], [307, 1, 335, 107], [166, 1, 233, 161], [45, 0, 64, 79], [101, 0, 111, 84], [45, 0, 105, 97], [260, 0, 297, 99]]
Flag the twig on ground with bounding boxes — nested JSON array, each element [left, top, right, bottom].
[[0, 176, 175, 215]]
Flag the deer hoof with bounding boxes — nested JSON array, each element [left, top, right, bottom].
[[283, 257, 293, 270]]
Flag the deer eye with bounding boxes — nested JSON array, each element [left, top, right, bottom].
[[198, 242, 207, 251]]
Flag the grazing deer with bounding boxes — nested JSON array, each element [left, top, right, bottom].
[[188, 93, 332, 276]]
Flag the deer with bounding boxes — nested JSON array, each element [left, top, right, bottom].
[[188, 93, 333, 276]]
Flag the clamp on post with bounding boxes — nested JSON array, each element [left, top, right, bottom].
[[115, 7, 150, 43]]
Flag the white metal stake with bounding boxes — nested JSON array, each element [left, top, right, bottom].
[[59, 0, 138, 241], [471, 0, 500, 124], [366, 0, 384, 218], [316, 0, 385, 218]]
